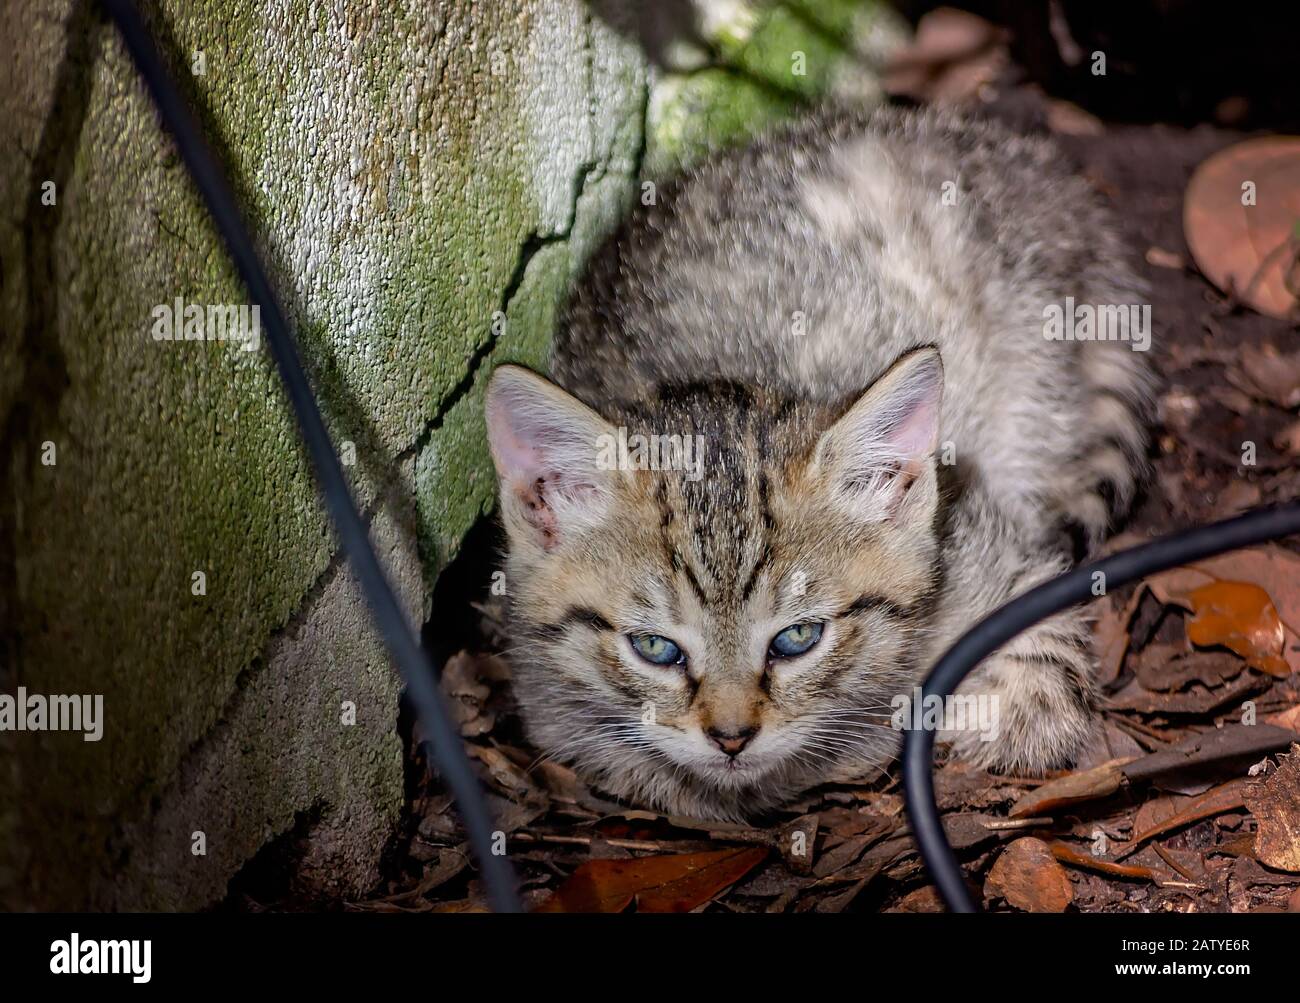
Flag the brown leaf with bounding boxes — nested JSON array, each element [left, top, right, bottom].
[[1183, 136, 1300, 320], [1244, 745, 1300, 872], [888, 886, 945, 912], [1144, 548, 1300, 675], [1275, 418, 1300, 456], [440, 651, 505, 737], [815, 877, 870, 913], [1266, 703, 1300, 731], [984, 837, 1074, 912], [1123, 724, 1299, 793], [1076, 722, 1146, 769], [1127, 779, 1249, 850], [1132, 645, 1246, 692], [1048, 842, 1162, 882], [1045, 98, 1103, 137], [531, 759, 584, 803], [1105, 672, 1266, 715], [812, 833, 873, 879], [941, 812, 1002, 851], [1229, 342, 1300, 410], [470, 745, 545, 804], [535, 847, 767, 913], [1009, 758, 1132, 818], [779, 813, 819, 874], [1145, 246, 1187, 270], [1092, 591, 1139, 687], [1179, 580, 1290, 677], [882, 7, 1008, 106]]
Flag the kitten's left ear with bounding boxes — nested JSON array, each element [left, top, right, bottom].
[[813, 347, 943, 524]]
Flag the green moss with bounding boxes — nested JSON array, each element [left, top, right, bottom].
[[780, 0, 870, 44], [645, 69, 795, 178], [713, 4, 843, 99], [642, 0, 900, 178]]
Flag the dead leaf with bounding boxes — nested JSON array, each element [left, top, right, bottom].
[[1275, 419, 1300, 455], [1266, 703, 1300, 731], [1245, 745, 1300, 872], [1126, 779, 1250, 851], [531, 759, 585, 803], [1010, 758, 1133, 818], [1210, 480, 1263, 521], [812, 833, 872, 879], [1228, 342, 1300, 410], [1124, 724, 1299, 792], [1045, 98, 1103, 136], [882, 7, 1008, 106], [440, 651, 507, 737], [1076, 722, 1147, 769], [1049, 842, 1162, 882], [1105, 672, 1266, 715], [1093, 591, 1139, 686], [888, 886, 945, 912], [984, 837, 1073, 912], [1144, 548, 1300, 675], [1145, 246, 1187, 269], [941, 812, 1002, 851], [471, 745, 545, 804], [1178, 580, 1291, 676], [1183, 136, 1300, 319], [535, 847, 767, 913], [780, 813, 819, 874], [815, 876, 870, 913], [1132, 645, 1245, 692]]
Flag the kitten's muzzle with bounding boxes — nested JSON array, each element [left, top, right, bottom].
[[706, 724, 759, 757]]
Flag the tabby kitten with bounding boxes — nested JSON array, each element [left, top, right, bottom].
[[484, 106, 1154, 821]]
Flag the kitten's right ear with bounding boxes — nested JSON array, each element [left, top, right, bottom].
[[485, 365, 619, 552]]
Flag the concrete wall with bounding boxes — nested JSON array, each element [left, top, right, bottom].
[[0, 0, 900, 910]]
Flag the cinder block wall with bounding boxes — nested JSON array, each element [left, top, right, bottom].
[[0, 0, 900, 910]]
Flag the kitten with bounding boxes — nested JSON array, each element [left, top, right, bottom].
[[484, 106, 1155, 821]]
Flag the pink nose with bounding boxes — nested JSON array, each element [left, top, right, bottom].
[[707, 725, 759, 756]]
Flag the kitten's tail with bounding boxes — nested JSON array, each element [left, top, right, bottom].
[[1052, 337, 1158, 551]]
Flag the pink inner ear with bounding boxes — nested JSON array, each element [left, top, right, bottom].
[[889, 394, 939, 459], [487, 392, 554, 488], [490, 418, 547, 486]]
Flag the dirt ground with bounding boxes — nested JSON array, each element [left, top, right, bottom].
[[226, 51, 1300, 914]]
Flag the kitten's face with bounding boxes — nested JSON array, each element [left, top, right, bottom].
[[485, 349, 943, 820]]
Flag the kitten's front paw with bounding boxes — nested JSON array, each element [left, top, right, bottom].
[[942, 617, 1098, 775]]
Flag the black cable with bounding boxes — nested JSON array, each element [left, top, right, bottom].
[[903, 500, 1300, 912], [100, 0, 521, 912]]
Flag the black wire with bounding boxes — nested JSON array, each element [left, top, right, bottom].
[[903, 500, 1300, 912], [100, 0, 521, 912]]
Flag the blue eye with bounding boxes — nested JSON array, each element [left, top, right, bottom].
[[628, 633, 686, 666], [769, 622, 824, 658]]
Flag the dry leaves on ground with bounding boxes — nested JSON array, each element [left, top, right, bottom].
[[1183, 136, 1300, 319]]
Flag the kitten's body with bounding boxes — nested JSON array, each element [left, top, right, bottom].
[[485, 107, 1155, 820]]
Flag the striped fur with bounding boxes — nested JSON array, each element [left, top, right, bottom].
[[484, 106, 1155, 820]]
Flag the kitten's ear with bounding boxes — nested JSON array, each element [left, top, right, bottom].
[[485, 365, 619, 551], [813, 347, 943, 524]]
